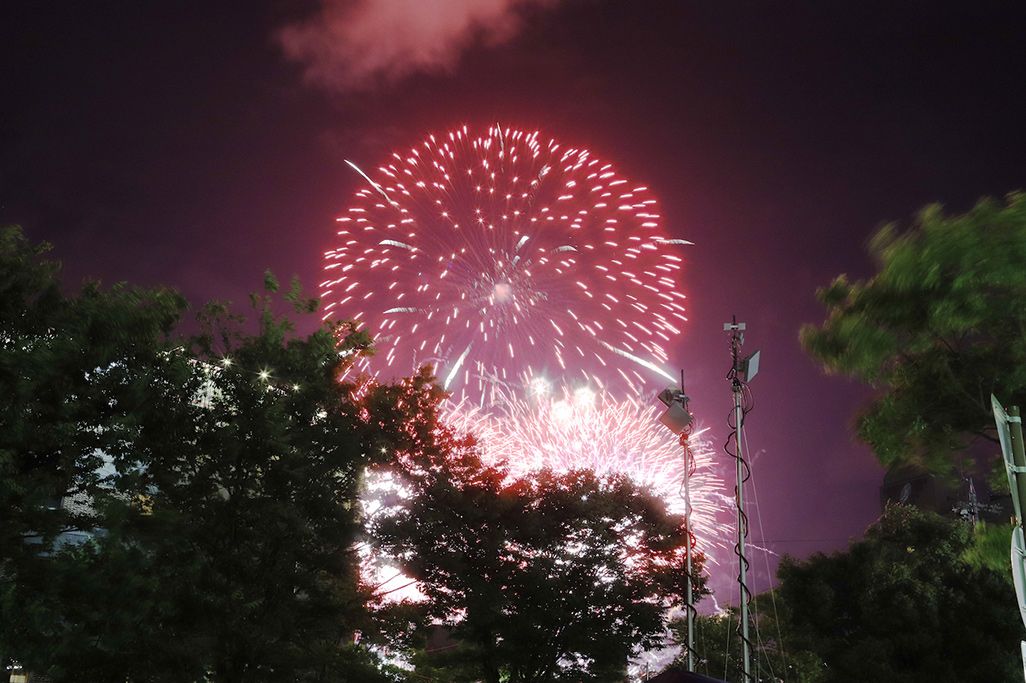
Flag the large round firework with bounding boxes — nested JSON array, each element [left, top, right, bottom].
[[321, 125, 690, 402]]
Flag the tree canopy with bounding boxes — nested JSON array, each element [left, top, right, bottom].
[[2, 224, 703, 682], [800, 192, 1026, 476], [374, 442, 705, 683], [777, 504, 1020, 682], [1, 224, 186, 579], [665, 506, 1019, 683], [0, 225, 445, 681]]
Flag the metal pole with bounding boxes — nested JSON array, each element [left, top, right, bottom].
[[1009, 406, 1026, 683], [682, 431, 695, 671], [662, 372, 699, 671], [993, 396, 1026, 681]]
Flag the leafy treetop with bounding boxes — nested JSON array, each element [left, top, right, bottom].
[[801, 192, 1026, 476], [0, 225, 444, 682], [374, 441, 705, 683]]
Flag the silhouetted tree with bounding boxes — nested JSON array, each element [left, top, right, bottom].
[[375, 444, 705, 683], [778, 505, 1019, 682], [1, 226, 441, 681]]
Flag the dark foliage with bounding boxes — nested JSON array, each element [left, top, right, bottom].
[[0, 225, 442, 681], [801, 193, 1026, 480], [779, 505, 1020, 682], [375, 443, 706, 683]]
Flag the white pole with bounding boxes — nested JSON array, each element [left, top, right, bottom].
[[993, 396, 1026, 682]]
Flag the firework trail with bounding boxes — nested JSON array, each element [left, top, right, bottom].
[[321, 124, 691, 402]]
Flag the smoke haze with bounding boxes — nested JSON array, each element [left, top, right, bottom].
[[278, 0, 561, 92]]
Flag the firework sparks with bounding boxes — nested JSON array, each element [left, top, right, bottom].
[[322, 124, 691, 401], [444, 390, 728, 555], [325, 124, 725, 575], [360, 393, 728, 615]]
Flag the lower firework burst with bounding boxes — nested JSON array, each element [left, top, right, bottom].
[[443, 386, 728, 555]]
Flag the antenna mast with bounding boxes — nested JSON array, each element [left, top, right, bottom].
[[725, 317, 759, 683]]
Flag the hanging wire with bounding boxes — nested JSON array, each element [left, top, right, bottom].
[[697, 601, 710, 677], [746, 429, 791, 683], [722, 584, 733, 682], [746, 450, 776, 682]]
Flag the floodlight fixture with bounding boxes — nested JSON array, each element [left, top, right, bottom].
[[723, 320, 746, 344], [657, 385, 693, 434], [741, 350, 761, 383], [657, 387, 682, 407], [725, 318, 761, 384]]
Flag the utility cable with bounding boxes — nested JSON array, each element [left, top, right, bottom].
[[746, 430, 790, 683]]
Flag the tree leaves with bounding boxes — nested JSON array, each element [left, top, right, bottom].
[[0, 226, 438, 681], [801, 192, 1026, 476], [777, 506, 1020, 683], [375, 445, 705, 683]]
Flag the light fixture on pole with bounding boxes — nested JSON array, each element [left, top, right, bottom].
[[658, 384, 693, 433]]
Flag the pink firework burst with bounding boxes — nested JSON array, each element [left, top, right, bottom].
[[444, 389, 728, 554], [321, 124, 691, 400]]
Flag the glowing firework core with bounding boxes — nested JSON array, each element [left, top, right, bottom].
[[491, 281, 513, 303], [444, 390, 725, 554]]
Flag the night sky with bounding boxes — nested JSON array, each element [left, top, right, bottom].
[[4, 1, 1026, 594]]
